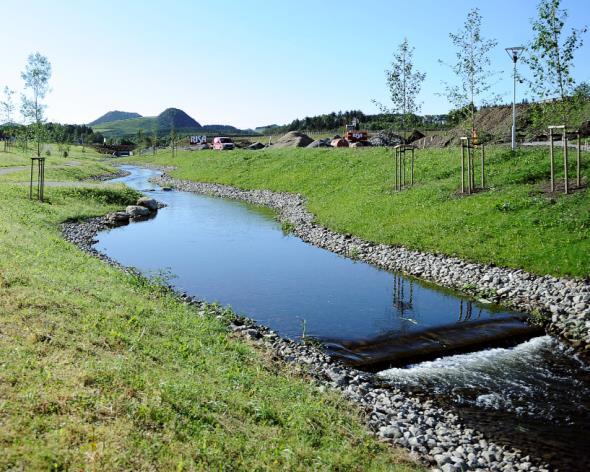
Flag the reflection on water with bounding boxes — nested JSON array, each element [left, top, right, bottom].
[[97, 166, 522, 344]]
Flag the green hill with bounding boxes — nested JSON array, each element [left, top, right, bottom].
[[92, 108, 256, 137], [92, 108, 201, 137], [89, 110, 142, 126]]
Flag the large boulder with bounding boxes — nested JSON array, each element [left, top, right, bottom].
[[137, 197, 158, 211], [248, 142, 265, 150], [307, 138, 331, 148], [126, 205, 151, 218], [331, 138, 349, 148], [273, 131, 313, 149], [106, 211, 130, 225], [406, 129, 426, 143], [369, 130, 404, 147]]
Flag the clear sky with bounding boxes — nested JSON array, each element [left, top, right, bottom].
[[1, 0, 589, 129]]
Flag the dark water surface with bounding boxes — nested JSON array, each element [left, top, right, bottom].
[[96, 166, 589, 470], [97, 166, 521, 344]]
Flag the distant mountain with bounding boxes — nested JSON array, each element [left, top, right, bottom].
[[90, 107, 256, 138], [157, 108, 200, 129], [89, 110, 142, 126]]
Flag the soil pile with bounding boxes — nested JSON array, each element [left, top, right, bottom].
[[413, 135, 453, 148], [369, 130, 403, 147], [273, 131, 313, 148]]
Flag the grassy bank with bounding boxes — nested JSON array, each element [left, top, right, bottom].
[[0, 167, 420, 469], [128, 146, 589, 278], [0, 146, 122, 183]]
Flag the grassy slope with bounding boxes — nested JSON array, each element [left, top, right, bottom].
[[0, 145, 101, 167], [129, 146, 590, 278], [0, 153, 420, 470], [92, 117, 201, 138], [0, 146, 122, 183]]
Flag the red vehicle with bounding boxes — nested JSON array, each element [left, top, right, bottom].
[[213, 137, 235, 150]]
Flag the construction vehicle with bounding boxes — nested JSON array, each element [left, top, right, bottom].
[[344, 117, 369, 143]]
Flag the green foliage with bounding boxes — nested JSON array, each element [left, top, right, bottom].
[[20, 52, 52, 156], [440, 8, 500, 133], [373, 38, 426, 137], [525, 0, 587, 130], [129, 146, 590, 277], [1, 86, 16, 124]]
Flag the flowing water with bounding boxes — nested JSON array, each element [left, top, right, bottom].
[[95, 166, 589, 469]]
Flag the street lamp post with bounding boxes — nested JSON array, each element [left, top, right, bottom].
[[505, 47, 525, 151]]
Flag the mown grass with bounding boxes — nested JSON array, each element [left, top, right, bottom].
[[0, 145, 122, 183], [128, 146, 590, 278], [0, 144, 104, 167], [0, 179, 421, 469]]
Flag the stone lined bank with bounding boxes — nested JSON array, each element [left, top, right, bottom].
[[153, 173, 590, 357], [61, 187, 563, 471]]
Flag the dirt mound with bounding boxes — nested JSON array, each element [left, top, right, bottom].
[[413, 135, 453, 148], [273, 131, 313, 149], [407, 129, 426, 143], [450, 104, 529, 143], [369, 130, 403, 147]]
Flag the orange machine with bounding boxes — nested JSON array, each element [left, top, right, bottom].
[[344, 118, 368, 143]]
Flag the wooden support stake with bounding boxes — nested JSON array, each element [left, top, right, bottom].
[[401, 150, 405, 188], [411, 149, 414, 186], [563, 130, 568, 195], [481, 144, 485, 188], [393, 149, 397, 190], [467, 145, 471, 195], [460, 141, 465, 193], [549, 129, 554, 193], [577, 133, 581, 188], [29, 159, 34, 199]]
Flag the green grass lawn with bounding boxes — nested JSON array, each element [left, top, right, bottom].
[[0, 156, 420, 470], [128, 145, 590, 278], [0, 144, 103, 167], [0, 145, 121, 182]]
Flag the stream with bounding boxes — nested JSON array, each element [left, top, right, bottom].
[[95, 166, 589, 470]]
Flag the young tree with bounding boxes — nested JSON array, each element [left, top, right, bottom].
[[525, 0, 587, 129], [440, 8, 500, 136], [1, 86, 16, 151], [20, 52, 52, 157], [151, 125, 158, 155], [170, 125, 178, 158], [1, 86, 16, 124], [373, 38, 426, 139]]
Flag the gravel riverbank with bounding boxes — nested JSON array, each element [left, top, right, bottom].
[[61, 171, 590, 470], [153, 173, 590, 357]]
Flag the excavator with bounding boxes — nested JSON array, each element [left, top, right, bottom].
[[344, 117, 369, 143]]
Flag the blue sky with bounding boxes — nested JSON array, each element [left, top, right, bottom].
[[1, 0, 589, 129]]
